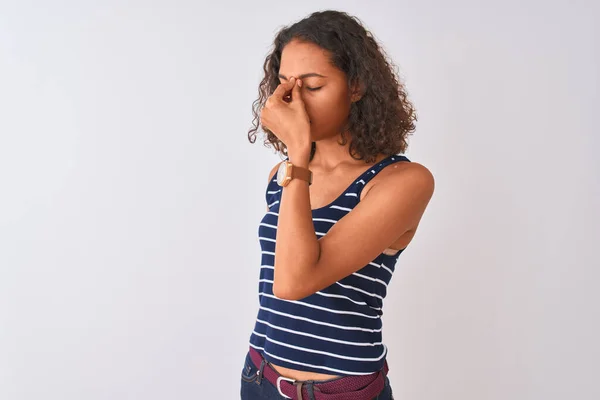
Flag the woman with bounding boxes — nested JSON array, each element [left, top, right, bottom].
[[242, 10, 434, 400]]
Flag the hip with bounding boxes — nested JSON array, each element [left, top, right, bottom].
[[240, 347, 394, 400]]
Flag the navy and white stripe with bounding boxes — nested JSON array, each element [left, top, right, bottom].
[[249, 153, 411, 376]]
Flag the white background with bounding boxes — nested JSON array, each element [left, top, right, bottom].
[[1, 1, 598, 399]]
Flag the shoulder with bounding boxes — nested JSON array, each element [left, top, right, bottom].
[[267, 162, 281, 183], [265, 162, 284, 211], [367, 161, 435, 201], [353, 161, 434, 230], [397, 161, 434, 186]]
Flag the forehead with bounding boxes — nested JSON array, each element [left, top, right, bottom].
[[279, 40, 335, 75]]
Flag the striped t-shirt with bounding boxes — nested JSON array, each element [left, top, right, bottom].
[[248, 153, 411, 376]]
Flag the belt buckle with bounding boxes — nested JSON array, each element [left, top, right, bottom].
[[276, 376, 295, 399]]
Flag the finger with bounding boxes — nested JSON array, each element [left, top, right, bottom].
[[272, 77, 297, 101], [290, 78, 304, 105]]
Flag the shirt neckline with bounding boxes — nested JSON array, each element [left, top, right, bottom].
[[310, 154, 402, 213]]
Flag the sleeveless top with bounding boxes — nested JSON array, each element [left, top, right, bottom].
[[248, 153, 411, 376]]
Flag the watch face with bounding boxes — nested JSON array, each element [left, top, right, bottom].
[[276, 162, 287, 185]]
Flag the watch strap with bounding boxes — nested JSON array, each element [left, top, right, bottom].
[[291, 164, 312, 185]]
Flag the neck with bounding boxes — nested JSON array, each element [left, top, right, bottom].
[[309, 133, 363, 171]]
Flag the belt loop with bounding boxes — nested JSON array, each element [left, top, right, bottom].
[[256, 359, 266, 384], [294, 381, 303, 399], [305, 381, 317, 400]]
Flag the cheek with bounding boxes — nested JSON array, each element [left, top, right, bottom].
[[304, 91, 350, 125]]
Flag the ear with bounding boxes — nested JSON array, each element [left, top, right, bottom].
[[349, 79, 364, 103]]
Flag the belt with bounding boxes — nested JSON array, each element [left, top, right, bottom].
[[248, 347, 389, 400]]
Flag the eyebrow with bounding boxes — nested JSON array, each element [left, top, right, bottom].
[[278, 73, 327, 80]]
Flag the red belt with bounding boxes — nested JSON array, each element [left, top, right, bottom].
[[248, 347, 389, 400]]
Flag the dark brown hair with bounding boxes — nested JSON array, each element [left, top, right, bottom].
[[247, 10, 417, 163]]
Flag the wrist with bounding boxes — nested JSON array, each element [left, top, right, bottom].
[[287, 144, 312, 168]]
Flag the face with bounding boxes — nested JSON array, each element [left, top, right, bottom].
[[278, 39, 360, 141]]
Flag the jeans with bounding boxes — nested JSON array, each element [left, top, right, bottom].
[[240, 351, 394, 399]]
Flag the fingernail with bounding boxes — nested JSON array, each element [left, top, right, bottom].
[[297, 79, 302, 87]]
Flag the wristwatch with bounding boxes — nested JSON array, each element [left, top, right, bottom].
[[276, 160, 313, 187]]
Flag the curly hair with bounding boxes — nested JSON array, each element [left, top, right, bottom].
[[247, 10, 417, 163]]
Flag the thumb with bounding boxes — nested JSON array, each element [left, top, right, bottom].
[[273, 77, 297, 101], [291, 78, 305, 106]]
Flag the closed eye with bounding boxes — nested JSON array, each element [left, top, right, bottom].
[[306, 86, 322, 91]]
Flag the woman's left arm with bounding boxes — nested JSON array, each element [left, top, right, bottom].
[[274, 149, 435, 301]]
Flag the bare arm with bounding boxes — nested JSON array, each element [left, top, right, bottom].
[[273, 154, 434, 301]]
